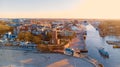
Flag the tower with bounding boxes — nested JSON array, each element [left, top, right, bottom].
[[51, 29, 60, 45]]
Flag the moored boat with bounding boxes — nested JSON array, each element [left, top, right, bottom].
[[98, 48, 109, 58], [106, 41, 120, 45], [113, 45, 120, 48]]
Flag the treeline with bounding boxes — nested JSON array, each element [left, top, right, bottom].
[[0, 21, 14, 38], [17, 32, 42, 44], [98, 20, 120, 37]]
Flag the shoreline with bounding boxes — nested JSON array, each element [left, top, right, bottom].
[[0, 49, 94, 67]]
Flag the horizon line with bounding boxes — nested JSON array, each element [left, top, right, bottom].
[[0, 18, 120, 20]]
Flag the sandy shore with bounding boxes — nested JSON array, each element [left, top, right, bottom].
[[0, 49, 94, 67]]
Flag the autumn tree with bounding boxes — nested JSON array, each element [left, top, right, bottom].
[[32, 36, 41, 44], [17, 32, 33, 41], [17, 32, 25, 41], [24, 32, 33, 41], [0, 21, 14, 38]]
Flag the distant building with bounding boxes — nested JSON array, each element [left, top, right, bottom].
[[30, 19, 51, 27], [3, 32, 16, 40], [12, 19, 20, 23]]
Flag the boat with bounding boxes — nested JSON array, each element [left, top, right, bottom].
[[80, 49, 88, 53], [64, 48, 74, 56], [98, 48, 109, 58], [98, 64, 104, 67], [106, 41, 120, 45], [113, 45, 120, 48]]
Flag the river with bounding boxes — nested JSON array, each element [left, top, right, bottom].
[[86, 24, 120, 67]]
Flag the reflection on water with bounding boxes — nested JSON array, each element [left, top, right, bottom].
[[86, 24, 120, 67]]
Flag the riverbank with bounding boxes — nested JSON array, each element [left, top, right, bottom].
[[0, 49, 94, 67]]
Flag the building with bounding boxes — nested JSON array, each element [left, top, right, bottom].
[[30, 19, 51, 27], [51, 29, 60, 45]]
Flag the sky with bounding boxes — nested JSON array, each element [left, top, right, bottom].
[[0, 0, 120, 19]]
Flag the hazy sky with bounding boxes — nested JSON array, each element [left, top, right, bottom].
[[0, 0, 120, 19]]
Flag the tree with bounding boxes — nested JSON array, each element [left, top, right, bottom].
[[0, 21, 14, 38], [37, 44, 49, 52], [17, 32, 25, 41], [32, 36, 41, 44], [24, 32, 33, 41], [17, 32, 33, 41]]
